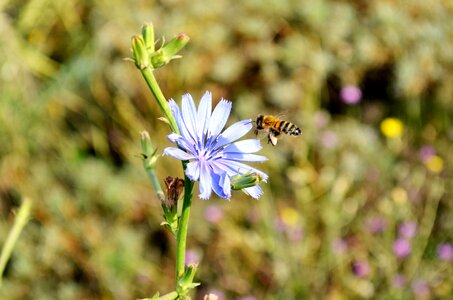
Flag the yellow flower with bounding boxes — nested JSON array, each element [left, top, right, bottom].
[[380, 118, 404, 138], [280, 207, 299, 226], [391, 187, 408, 205], [425, 155, 444, 173]]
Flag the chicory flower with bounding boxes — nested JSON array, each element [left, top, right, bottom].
[[163, 92, 267, 200]]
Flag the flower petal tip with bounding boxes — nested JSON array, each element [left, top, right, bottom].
[[199, 192, 212, 200]]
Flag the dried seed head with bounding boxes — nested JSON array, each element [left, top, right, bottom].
[[164, 176, 184, 208]]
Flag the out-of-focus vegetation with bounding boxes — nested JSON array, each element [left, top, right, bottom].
[[1, 0, 452, 299]]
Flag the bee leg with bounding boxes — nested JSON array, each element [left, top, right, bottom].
[[254, 125, 264, 135], [270, 129, 281, 137]]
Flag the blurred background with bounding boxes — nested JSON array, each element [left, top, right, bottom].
[[1, 0, 452, 299]]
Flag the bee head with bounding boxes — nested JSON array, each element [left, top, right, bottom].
[[256, 115, 264, 124]]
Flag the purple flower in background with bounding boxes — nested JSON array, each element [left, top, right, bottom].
[[185, 249, 200, 265], [392, 274, 406, 288], [204, 205, 224, 223], [331, 238, 348, 255], [393, 238, 411, 258], [340, 85, 362, 105], [365, 216, 388, 234], [164, 92, 268, 200], [411, 279, 430, 297], [398, 221, 417, 239], [437, 243, 453, 261], [419, 145, 436, 163], [206, 289, 225, 300], [352, 260, 371, 278]]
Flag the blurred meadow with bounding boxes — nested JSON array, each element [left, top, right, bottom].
[[1, 0, 453, 299]]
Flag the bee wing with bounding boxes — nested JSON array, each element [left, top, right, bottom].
[[275, 112, 287, 120], [254, 129, 271, 141], [268, 132, 278, 146]]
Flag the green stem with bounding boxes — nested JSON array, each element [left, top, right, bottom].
[[140, 67, 179, 134], [141, 131, 165, 203], [140, 66, 196, 295], [176, 176, 194, 279], [159, 291, 178, 300], [146, 167, 165, 203], [0, 198, 32, 286]]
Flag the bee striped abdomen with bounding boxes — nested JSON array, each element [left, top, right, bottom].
[[288, 124, 301, 136], [279, 122, 300, 136], [280, 121, 291, 133]]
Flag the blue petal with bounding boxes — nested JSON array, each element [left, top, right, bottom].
[[209, 161, 227, 175], [211, 172, 231, 199], [167, 133, 196, 154], [169, 99, 195, 144], [181, 94, 198, 142], [167, 133, 180, 142], [185, 161, 200, 181], [220, 173, 231, 196], [214, 119, 253, 149], [207, 99, 232, 139], [223, 139, 263, 153], [197, 91, 212, 143], [243, 185, 264, 199], [219, 153, 268, 162], [198, 162, 212, 200], [163, 147, 195, 161]]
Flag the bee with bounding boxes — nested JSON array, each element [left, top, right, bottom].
[[254, 115, 301, 146]]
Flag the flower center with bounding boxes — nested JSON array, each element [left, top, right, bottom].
[[197, 148, 209, 161]]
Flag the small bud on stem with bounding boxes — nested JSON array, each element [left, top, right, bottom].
[[131, 35, 150, 70]]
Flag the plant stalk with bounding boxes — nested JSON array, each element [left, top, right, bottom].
[[140, 67, 179, 134], [140, 66, 195, 294], [146, 168, 165, 203], [175, 176, 194, 279], [0, 198, 32, 286], [159, 291, 178, 300]]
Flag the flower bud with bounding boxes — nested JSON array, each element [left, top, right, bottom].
[[177, 264, 200, 295], [140, 131, 158, 170], [131, 35, 150, 70], [231, 171, 264, 190], [150, 33, 190, 68], [141, 22, 155, 52]]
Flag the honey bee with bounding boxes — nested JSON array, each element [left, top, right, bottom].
[[254, 115, 301, 146]]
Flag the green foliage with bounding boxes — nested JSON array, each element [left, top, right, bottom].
[[1, 0, 452, 299]]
